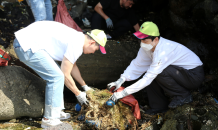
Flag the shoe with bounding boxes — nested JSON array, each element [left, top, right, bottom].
[[144, 108, 168, 115], [41, 118, 63, 128], [82, 18, 91, 27], [168, 95, 193, 109], [59, 111, 71, 120], [106, 34, 112, 40], [183, 95, 193, 104]]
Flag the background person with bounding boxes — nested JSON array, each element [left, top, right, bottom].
[[91, 0, 140, 39], [107, 21, 204, 115], [26, 0, 53, 21], [13, 21, 107, 128]]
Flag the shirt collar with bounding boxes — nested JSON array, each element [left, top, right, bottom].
[[154, 36, 162, 52]]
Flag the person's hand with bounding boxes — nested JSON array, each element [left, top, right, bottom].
[[81, 85, 93, 92], [107, 77, 126, 92], [76, 91, 89, 105], [106, 18, 113, 29], [109, 90, 129, 102]]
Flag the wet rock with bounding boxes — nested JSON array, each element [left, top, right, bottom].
[[177, 121, 185, 130], [0, 66, 46, 120], [194, 108, 207, 116], [9, 119, 16, 123], [160, 119, 177, 130], [45, 123, 73, 130], [190, 115, 198, 121]]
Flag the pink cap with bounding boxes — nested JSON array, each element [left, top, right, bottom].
[[99, 45, 106, 54], [133, 31, 149, 39]]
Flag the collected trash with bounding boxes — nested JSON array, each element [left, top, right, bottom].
[[76, 89, 138, 130], [157, 115, 163, 124], [77, 114, 85, 121], [85, 119, 101, 128], [0, 48, 10, 66], [214, 98, 218, 104], [75, 103, 81, 112], [105, 99, 115, 107]]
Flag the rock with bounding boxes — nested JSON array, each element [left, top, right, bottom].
[[9, 119, 16, 123], [76, 40, 140, 88], [190, 115, 198, 121], [0, 66, 46, 120], [161, 119, 177, 130], [45, 123, 73, 130]]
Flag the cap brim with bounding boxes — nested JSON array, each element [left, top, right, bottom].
[[133, 31, 149, 39], [99, 45, 106, 54]]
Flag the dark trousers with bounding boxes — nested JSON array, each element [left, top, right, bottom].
[[91, 12, 132, 38], [146, 65, 204, 109]]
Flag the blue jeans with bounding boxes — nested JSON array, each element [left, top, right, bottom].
[[26, 0, 53, 21], [13, 39, 64, 119]]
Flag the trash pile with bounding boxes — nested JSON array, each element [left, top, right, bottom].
[[77, 89, 138, 130]]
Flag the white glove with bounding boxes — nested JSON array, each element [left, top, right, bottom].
[[109, 89, 129, 102], [107, 77, 126, 92], [81, 85, 93, 92], [76, 91, 89, 105]]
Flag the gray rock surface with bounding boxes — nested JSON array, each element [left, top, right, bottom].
[[45, 123, 73, 130], [76, 40, 140, 88], [0, 66, 46, 120]]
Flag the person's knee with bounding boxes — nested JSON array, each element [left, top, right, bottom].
[[157, 66, 173, 78], [54, 71, 64, 83]]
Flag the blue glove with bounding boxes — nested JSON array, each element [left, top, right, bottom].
[[106, 18, 113, 29], [109, 89, 129, 102]]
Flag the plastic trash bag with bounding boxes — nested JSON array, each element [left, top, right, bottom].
[[116, 87, 141, 120], [55, 0, 82, 32]]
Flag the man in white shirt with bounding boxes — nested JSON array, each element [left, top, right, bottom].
[[13, 21, 107, 128], [107, 22, 204, 115]]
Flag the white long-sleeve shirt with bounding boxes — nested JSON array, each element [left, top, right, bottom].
[[122, 37, 203, 95]]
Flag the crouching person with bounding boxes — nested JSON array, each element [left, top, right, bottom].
[[107, 21, 204, 115], [13, 21, 107, 128]]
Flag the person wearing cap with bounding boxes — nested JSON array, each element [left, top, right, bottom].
[[92, 0, 140, 39], [13, 21, 107, 128], [107, 21, 204, 115]]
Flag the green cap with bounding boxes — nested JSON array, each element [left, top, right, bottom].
[[133, 22, 160, 39]]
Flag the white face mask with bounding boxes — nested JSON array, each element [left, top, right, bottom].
[[140, 42, 153, 51]]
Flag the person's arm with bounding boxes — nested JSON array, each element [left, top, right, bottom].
[[61, 56, 80, 96], [133, 23, 140, 32], [94, 2, 109, 20], [71, 62, 86, 86], [121, 48, 152, 81]]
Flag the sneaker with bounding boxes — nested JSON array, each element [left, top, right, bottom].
[[168, 95, 193, 109], [82, 18, 91, 27], [144, 108, 168, 115], [41, 118, 63, 128], [183, 95, 193, 104], [59, 111, 71, 120], [106, 34, 112, 40]]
